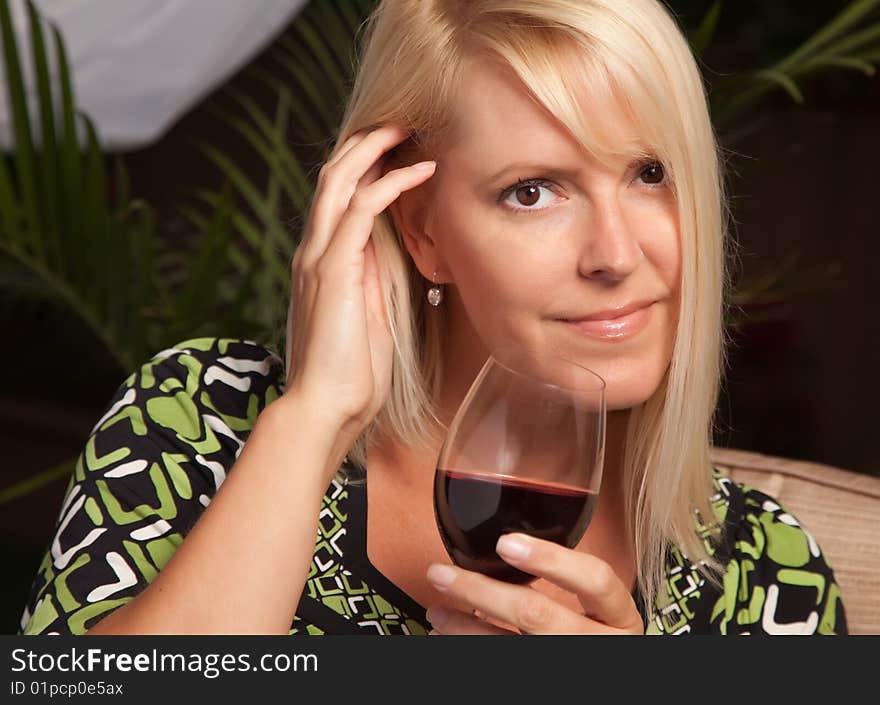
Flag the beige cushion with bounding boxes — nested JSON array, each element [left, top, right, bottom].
[[711, 447, 880, 635]]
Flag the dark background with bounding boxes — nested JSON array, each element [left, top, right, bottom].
[[1, 0, 878, 633]]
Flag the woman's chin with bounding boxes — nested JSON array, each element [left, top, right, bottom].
[[591, 365, 667, 411]]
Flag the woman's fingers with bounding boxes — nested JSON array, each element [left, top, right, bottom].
[[425, 606, 515, 636], [426, 564, 593, 635], [424, 536, 644, 635], [495, 534, 641, 630], [324, 161, 436, 265], [300, 124, 411, 266], [356, 158, 385, 195], [323, 127, 372, 168], [288, 125, 430, 398]]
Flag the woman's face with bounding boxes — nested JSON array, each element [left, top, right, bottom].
[[400, 57, 681, 411]]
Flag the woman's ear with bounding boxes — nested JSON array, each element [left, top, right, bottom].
[[387, 183, 448, 283]]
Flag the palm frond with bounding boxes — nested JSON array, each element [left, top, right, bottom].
[[186, 0, 375, 340], [209, 93, 309, 213], [711, 0, 880, 130], [689, 0, 724, 58], [0, 0, 166, 372], [26, 0, 62, 273], [776, 0, 880, 72], [1, 0, 41, 258]]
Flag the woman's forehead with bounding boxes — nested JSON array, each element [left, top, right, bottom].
[[442, 56, 649, 166]]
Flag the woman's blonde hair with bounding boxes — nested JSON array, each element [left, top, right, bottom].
[[285, 0, 733, 621]]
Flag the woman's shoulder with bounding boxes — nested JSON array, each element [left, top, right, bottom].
[[79, 335, 286, 487], [699, 466, 848, 635], [115, 336, 286, 435], [136, 336, 284, 386], [705, 466, 826, 565], [17, 338, 286, 635]]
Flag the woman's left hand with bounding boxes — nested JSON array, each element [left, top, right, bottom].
[[424, 533, 644, 635]]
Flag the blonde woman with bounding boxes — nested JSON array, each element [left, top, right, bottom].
[[21, 0, 846, 636]]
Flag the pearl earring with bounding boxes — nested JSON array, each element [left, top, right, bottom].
[[427, 270, 443, 307]]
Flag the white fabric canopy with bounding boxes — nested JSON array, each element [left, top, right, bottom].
[[0, 0, 308, 151]]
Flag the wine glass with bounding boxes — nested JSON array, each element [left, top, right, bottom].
[[433, 343, 606, 584]]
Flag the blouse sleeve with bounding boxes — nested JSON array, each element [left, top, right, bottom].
[[17, 338, 283, 635], [709, 484, 848, 635]]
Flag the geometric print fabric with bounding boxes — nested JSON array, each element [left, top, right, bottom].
[[18, 338, 847, 636]]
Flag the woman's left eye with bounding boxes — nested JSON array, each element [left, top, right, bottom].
[[499, 179, 558, 213], [636, 161, 666, 186]]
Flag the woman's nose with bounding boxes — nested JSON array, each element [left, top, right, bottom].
[[576, 196, 644, 282]]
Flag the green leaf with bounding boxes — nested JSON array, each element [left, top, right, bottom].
[[801, 54, 876, 76], [336, 0, 368, 37], [197, 144, 294, 260], [80, 113, 115, 329], [247, 64, 328, 149], [0, 153, 20, 243], [177, 204, 210, 232], [126, 203, 155, 363], [26, 0, 63, 275], [0, 1, 142, 374], [112, 155, 131, 214], [0, 251, 60, 302], [215, 88, 311, 210], [0, 0, 42, 259], [226, 241, 252, 277], [0, 455, 77, 506], [689, 0, 723, 58], [0, 238, 130, 370], [777, 0, 880, 73], [710, 0, 880, 131], [857, 48, 880, 61], [220, 285, 261, 338], [174, 183, 234, 333], [818, 20, 880, 57], [285, 15, 346, 100], [314, 0, 360, 73], [754, 69, 804, 103], [268, 41, 339, 136], [54, 24, 86, 292], [193, 188, 289, 284]]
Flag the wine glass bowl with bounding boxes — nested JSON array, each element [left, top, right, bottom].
[[433, 344, 606, 584]]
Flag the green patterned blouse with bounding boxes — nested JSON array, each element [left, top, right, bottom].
[[18, 338, 848, 635]]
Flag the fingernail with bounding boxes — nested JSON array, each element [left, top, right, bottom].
[[425, 606, 449, 628], [428, 629, 440, 636], [413, 160, 436, 171], [497, 534, 531, 561], [427, 563, 457, 589]]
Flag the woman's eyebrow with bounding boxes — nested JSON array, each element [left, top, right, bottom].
[[484, 162, 585, 182], [483, 152, 652, 184]]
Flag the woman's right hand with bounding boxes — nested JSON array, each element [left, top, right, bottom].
[[284, 124, 437, 441]]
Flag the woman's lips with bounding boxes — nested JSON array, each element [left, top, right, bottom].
[[560, 302, 654, 341]]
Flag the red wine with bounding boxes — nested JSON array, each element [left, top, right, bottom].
[[433, 469, 597, 584]]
